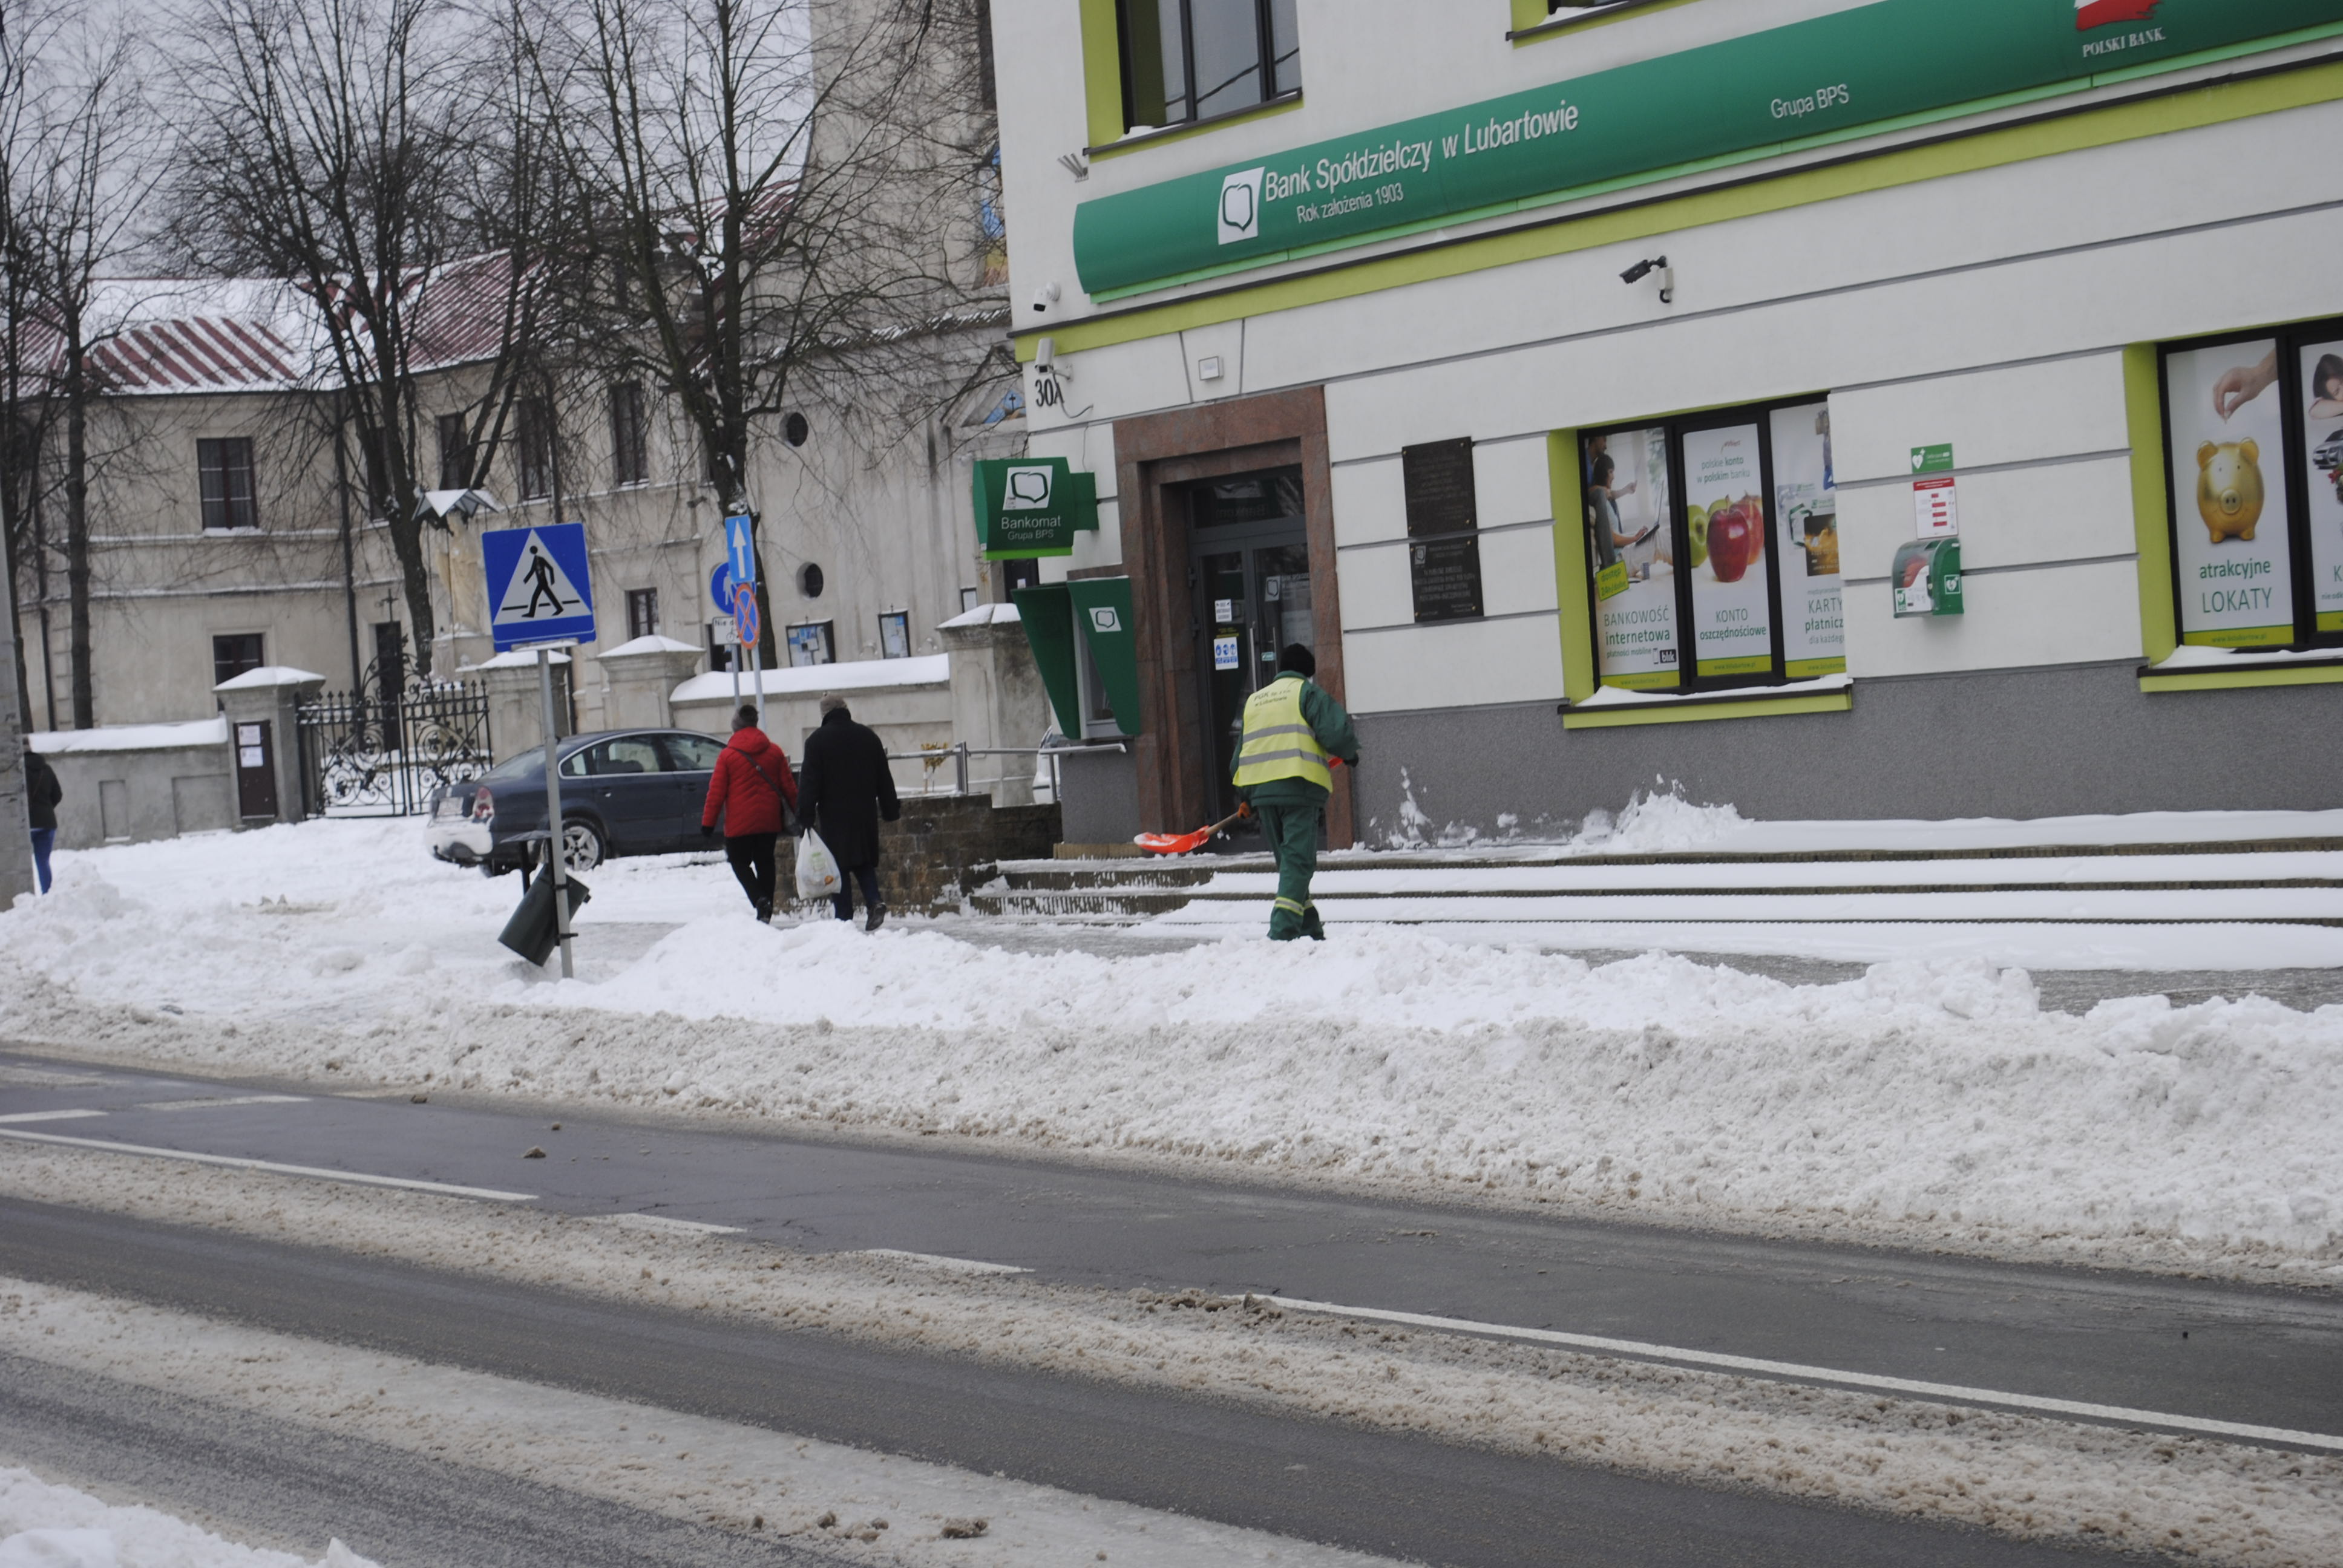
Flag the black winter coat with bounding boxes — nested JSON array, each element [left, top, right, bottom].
[[796, 707, 899, 869], [24, 751, 61, 832]]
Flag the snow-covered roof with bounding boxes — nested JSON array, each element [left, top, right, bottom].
[[600, 634, 704, 658], [937, 601, 1020, 629], [30, 717, 229, 753], [670, 653, 949, 705], [212, 665, 326, 692]]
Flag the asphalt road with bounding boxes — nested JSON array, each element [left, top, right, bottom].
[[0, 1197, 2113, 1568], [4, 1049, 2338, 1448]]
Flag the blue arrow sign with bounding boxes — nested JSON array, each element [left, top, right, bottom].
[[484, 521, 597, 652], [724, 513, 757, 590], [709, 561, 733, 613]]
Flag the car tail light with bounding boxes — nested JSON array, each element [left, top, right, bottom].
[[471, 788, 494, 824]]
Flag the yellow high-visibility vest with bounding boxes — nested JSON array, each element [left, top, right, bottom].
[[1234, 676, 1331, 791]]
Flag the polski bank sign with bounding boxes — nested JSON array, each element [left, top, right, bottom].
[[972, 456, 1101, 561], [1072, 0, 2341, 299]]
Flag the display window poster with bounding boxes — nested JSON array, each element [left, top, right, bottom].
[[2163, 339, 2296, 646], [2296, 338, 2343, 633], [1768, 401, 1844, 676], [1582, 426, 1679, 689], [1680, 423, 1774, 678]]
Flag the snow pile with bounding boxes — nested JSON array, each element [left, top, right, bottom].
[[4, 818, 2342, 1270], [0, 1469, 373, 1567], [1564, 780, 1745, 854]]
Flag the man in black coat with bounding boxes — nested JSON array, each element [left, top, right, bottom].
[[796, 695, 900, 929], [23, 745, 61, 895]]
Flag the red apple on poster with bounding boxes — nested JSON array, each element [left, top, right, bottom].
[[1708, 499, 1761, 583]]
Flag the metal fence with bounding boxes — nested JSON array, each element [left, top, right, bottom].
[[298, 675, 493, 817]]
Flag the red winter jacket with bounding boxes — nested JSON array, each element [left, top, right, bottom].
[[701, 726, 798, 837]]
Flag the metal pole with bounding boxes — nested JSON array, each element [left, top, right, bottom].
[[538, 646, 574, 979], [747, 626, 764, 725], [956, 742, 969, 797], [728, 621, 741, 714]]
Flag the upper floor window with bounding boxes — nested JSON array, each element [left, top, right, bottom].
[[610, 381, 648, 486], [436, 413, 473, 491], [516, 397, 554, 501], [211, 633, 263, 687], [197, 437, 257, 531], [1118, 0, 1299, 133]]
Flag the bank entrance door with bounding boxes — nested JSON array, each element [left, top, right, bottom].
[[1186, 466, 1314, 823]]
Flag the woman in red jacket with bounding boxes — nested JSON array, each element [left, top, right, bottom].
[[700, 705, 799, 923]]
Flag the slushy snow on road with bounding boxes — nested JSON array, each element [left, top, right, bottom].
[[2, 817, 2339, 1276]]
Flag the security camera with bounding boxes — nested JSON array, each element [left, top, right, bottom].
[[1034, 336, 1055, 371], [1619, 256, 1659, 285], [1621, 255, 1674, 305], [1031, 281, 1061, 314]]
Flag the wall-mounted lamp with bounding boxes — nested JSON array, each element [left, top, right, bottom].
[[1620, 254, 1673, 305]]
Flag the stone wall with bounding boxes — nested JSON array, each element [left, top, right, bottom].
[[778, 793, 1062, 916]]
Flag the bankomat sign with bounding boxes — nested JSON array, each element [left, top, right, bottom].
[[973, 456, 1102, 561], [1071, 0, 2339, 298]]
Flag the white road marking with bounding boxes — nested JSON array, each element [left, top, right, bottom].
[[855, 1249, 1032, 1276], [0, 1128, 537, 1202], [591, 1212, 742, 1235], [0, 1109, 107, 1125], [1264, 1294, 2343, 1452], [136, 1094, 310, 1112]]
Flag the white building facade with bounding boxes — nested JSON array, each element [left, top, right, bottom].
[[994, 0, 2343, 846]]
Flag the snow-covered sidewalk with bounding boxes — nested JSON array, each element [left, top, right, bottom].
[[2, 815, 2339, 1276], [0, 1468, 373, 1567]]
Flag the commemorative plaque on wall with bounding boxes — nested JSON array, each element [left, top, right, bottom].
[[1403, 437, 1483, 623]]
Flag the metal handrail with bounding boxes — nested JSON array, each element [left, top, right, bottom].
[[881, 741, 1130, 799]]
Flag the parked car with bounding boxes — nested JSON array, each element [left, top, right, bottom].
[[427, 728, 733, 874]]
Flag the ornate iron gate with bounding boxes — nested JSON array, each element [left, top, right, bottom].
[[298, 661, 493, 817]]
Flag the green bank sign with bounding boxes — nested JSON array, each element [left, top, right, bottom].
[[973, 457, 1100, 560], [1073, 0, 2343, 298]]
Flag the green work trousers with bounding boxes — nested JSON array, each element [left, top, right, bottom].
[[1254, 800, 1325, 941]]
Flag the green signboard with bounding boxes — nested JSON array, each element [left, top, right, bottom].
[[1910, 443, 1956, 475], [973, 457, 1101, 560], [1074, 0, 2343, 298]]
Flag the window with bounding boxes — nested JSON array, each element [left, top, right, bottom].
[[197, 437, 257, 531], [560, 735, 667, 777], [661, 733, 726, 772], [960, 586, 981, 614], [211, 633, 264, 687], [782, 411, 810, 448], [436, 413, 473, 491], [516, 397, 554, 501], [798, 561, 825, 598], [785, 621, 834, 666], [1578, 397, 1843, 692], [878, 609, 911, 659], [626, 587, 659, 641], [2160, 320, 2343, 647], [610, 381, 647, 486], [1118, 0, 1299, 132]]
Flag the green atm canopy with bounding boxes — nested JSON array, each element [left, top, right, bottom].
[[1012, 578, 1142, 739], [1066, 577, 1141, 737], [975, 457, 1099, 560]]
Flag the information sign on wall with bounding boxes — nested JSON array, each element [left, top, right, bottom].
[[1403, 438, 1483, 624]]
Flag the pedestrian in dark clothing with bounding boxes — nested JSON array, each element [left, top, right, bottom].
[[23, 746, 61, 895], [1233, 644, 1358, 941], [795, 694, 900, 930], [700, 705, 799, 923]]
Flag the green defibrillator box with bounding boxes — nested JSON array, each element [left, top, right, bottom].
[[1890, 537, 1963, 618]]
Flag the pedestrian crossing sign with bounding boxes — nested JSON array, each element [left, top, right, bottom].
[[484, 522, 597, 651]]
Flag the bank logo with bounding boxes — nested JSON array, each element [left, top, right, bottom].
[[1089, 606, 1122, 634], [1002, 465, 1054, 509], [2076, 0, 2158, 28], [1217, 168, 1264, 245]]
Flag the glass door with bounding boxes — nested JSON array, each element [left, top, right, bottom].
[[1186, 466, 1312, 823]]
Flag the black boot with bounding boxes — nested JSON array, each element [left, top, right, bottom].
[[754, 898, 773, 924], [865, 901, 886, 932]]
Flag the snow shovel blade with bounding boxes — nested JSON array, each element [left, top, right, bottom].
[[1135, 826, 1212, 855]]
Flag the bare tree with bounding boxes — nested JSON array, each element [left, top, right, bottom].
[[169, 0, 568, 679], [526, 0, 995, 665]]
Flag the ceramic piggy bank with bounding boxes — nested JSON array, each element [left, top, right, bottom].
[[2196, 439, 2266, 544]]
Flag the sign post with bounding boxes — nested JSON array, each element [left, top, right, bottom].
[[483, 521, 597, 979], [724, 513, 760, 722]]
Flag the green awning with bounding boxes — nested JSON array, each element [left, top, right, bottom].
[[1066, 577, 1141, 736], [1012, 584, 1083, 737]]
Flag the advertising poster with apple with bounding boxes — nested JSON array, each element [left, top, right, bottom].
[[2164, 339, 2296, 645], [1768, 401, 1843, 676], [1581, 428, 1680, 689], [1681, 424, 1772, 677], [2296, 338, 2343, 633]]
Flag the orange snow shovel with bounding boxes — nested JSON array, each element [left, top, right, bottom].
[[1134, 759, 1343, 855]]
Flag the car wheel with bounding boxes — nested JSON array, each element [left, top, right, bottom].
[[560, 818, 605, 874]]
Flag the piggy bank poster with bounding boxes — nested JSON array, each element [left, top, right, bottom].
[[1681, 423, 1773, 678], [1769, 400, 1843, 676], [2296, 337, 2343, 634], [1582, 426, 1680, 689], [2164, 339, 2296, 646]]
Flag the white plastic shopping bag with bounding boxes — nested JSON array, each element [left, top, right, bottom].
[[795, 829, 841, 900]]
